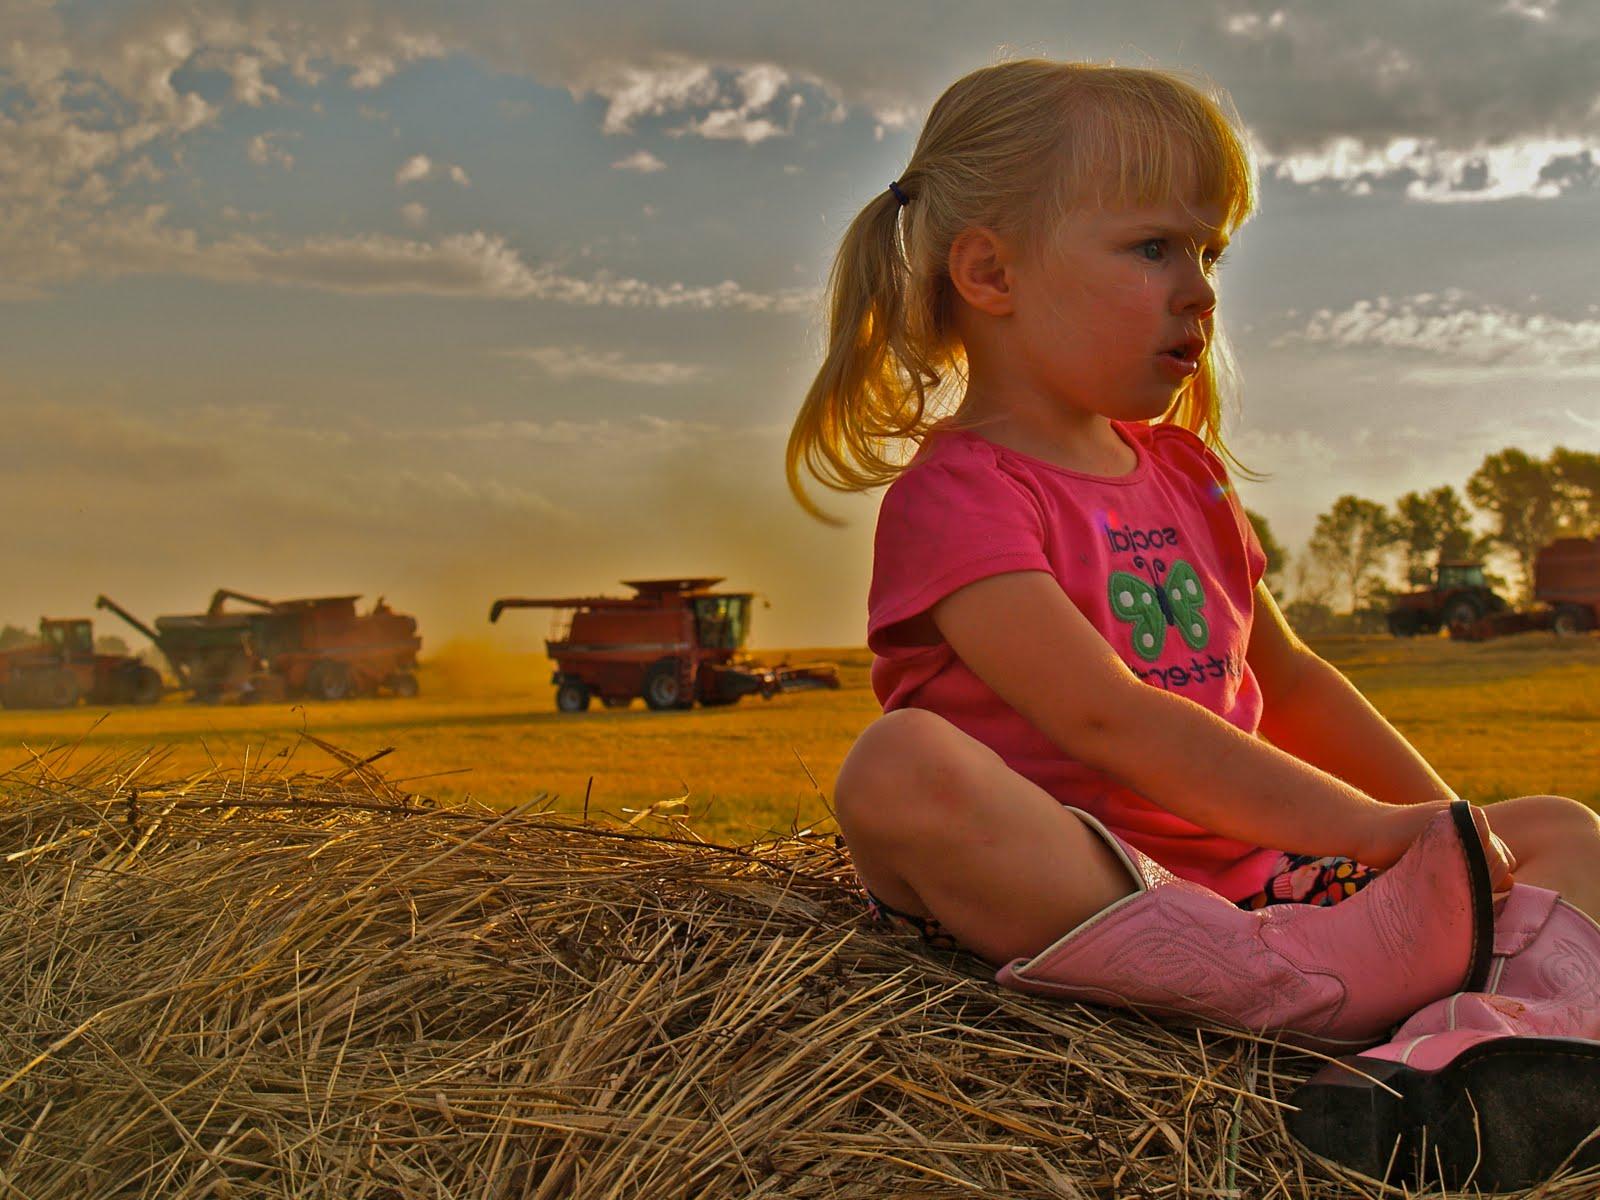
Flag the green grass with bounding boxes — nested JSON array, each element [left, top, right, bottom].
[[1, 633, 1594, 842]]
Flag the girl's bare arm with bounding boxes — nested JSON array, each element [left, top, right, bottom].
[[930, 570, 1441, 866], [1246, 582, 1458, 808]]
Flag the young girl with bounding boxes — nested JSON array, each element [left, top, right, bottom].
[[788, 59, 1600, 1188]]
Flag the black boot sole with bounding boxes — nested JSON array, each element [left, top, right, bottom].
[[1288, 1034, 1600, 1190]]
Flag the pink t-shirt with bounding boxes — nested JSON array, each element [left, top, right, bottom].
[[867, 421, 1282, 901]]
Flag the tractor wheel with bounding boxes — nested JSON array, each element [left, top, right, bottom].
[[39, 668, 80, 709], [555, 681, 591, 712], [642, 660, 685, 711], [387, 671, 420, 698], [1386, 611, 1418, 638], [306, 660, 353, 702], [1443, 598, 1481, 639], [128, 665, 163, 705], [1552, 605, 1595, 637]]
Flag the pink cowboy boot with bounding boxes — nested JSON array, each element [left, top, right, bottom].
[[996, 800, 1494, 1049], [1288, 884, 1600, 1191]]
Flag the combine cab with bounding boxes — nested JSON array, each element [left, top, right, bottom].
[[0, 618, 163, 709], [490, 577, 840, 712], [96, 590, 422, 702], [1387, 561, 1508, 637]]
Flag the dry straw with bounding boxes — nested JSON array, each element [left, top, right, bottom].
[[3, 737, 1593, 1199]]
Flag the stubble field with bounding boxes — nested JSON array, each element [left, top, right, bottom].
[[0, 634, 1595, 843]]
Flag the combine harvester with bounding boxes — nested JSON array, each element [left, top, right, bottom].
[[0, 616, 163, 709], [1455, 537, 1600, 640], [96, 590, 422, 702], [490, 577, 839, 712]]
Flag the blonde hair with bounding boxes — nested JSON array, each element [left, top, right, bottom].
[[787, 59, 1258, 521]]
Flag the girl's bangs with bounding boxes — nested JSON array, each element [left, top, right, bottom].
[[1052, 84, 1256, 233]]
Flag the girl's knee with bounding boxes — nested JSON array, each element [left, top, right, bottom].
[[1496, 794, 1600, 850], [834, 708, 997, 833]]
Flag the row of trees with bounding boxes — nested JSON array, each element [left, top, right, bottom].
[[0, 625, 129, 655], [1249, 446, 1600, 629]]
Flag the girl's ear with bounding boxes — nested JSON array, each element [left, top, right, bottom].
[[948, 227, 1016, 317]]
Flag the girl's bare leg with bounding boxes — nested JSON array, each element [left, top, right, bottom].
[[833, 707, 1135, 964], [1485, 793, 1600, 920]]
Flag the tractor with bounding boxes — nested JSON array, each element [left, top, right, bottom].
[[1386, 561, 1508, 637], [0, 617, 163, 709], [489, 577, 839, 712]]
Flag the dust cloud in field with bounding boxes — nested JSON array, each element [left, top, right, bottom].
[[419, 639, 549, 699]]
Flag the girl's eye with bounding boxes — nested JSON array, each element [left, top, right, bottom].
[[1204, 248, 1229, 273], [1136, 239, 1165, 262]]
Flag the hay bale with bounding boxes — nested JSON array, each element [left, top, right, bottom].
[[0, 744, 1583, 1198]]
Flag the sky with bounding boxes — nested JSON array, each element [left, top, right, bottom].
[[3, 0, 1599, 651]]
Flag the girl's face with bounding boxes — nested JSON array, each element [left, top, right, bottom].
[[1006, 194, 1229, 423]]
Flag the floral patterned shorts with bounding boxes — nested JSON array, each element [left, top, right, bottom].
[[862, 853, 1383, 951]]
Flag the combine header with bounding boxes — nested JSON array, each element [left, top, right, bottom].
[[490, 577, 839, 712], [0, 617, 163, 709], [96, 590, 422, 702]]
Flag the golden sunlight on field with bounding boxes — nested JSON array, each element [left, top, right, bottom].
[[0, 634, 1594, 842]]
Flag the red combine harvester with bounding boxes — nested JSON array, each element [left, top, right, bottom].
[[1453, 537, 1600, 640], [489, 577, 840, 712], [0, 617, 163, 709], [96, 590, 422, 702]]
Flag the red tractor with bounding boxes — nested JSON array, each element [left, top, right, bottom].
[[489, 577, 839, 712], [1387, 561, 1509, 637], [0, 618, 163, 709]]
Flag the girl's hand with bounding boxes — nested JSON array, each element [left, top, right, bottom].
[[1357, 802, 1516, 890]]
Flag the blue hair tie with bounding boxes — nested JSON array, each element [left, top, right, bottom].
[[888, 180, 909, 207]]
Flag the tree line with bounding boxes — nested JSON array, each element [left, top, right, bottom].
[[1248, 446, 1600, 633]]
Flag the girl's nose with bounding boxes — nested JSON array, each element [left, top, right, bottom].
[[1175, 264, 1217, 318]]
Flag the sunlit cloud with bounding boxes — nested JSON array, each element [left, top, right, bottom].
[[1267, 136, 1600, 202], [395, 153, 433, 185], [1282, 292, 1600, 383], [247, 132, 294, 170], [611, 150, 666, 173], [501, 345, 709, 385]]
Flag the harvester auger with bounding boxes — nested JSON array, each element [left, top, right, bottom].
[[489, 577, 839, 713]]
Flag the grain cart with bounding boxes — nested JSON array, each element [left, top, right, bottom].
[[1454, 537, 1600, 640], [1386, 561, 1509, 637], [0, 617, 163, 709], [97, 594, 262, 702], [489, 577, 840, 712], [203, 590, 423, 701]]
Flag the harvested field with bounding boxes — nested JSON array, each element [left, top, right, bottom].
[[6, 744, 1598, 1198]]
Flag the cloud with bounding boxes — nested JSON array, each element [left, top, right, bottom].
[[382, 415, 722, 458], [447, 163, 470, 187], [501, 345, 709, 385], [13, 210, 817, 310], [247, 131, 294, 170], [1282, 292, 1600, 383], [612, 149, 666, 173], [395, 153, 432, 185], [0, 402, 233, 483], [400, 201, 427, 228], [1269, 135, 1600, 202]]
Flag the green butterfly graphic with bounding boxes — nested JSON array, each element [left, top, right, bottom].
[[1107, 556, 1210, 662]]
